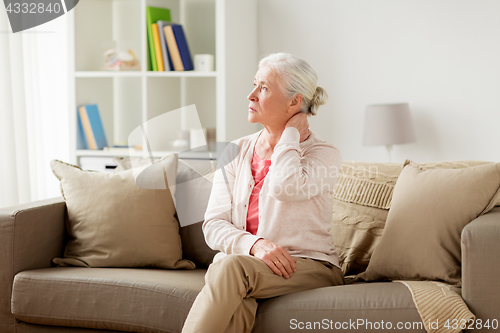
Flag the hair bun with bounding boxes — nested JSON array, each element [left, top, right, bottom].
[[309, 86, 329, 115]]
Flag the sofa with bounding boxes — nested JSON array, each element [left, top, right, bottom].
[[1, 159, 500, 333]]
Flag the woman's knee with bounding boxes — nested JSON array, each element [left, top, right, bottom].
[[206, 254, 254, 280]]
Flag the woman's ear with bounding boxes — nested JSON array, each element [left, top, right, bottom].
[[289, 94, 303, 112]]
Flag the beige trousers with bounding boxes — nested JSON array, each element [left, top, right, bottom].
[[181, 254, 344, 333]]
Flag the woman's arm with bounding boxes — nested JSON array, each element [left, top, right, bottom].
[[202, 155, 262, 256], [267, 126, 341, 202]]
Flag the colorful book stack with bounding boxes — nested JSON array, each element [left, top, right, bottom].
[[77, 104, 108, 150], [146, 6, 194, 71]]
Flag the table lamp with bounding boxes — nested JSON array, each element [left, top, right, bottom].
[[362, 102, 416, 162]]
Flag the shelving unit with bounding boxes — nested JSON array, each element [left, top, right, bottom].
[[68, 0, 258, 167]]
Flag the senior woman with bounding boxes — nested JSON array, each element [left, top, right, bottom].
[[181, 53, 343, 333]]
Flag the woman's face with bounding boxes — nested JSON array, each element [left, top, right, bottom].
[[247, 66, 294, 127]]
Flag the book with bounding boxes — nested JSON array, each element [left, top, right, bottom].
[[78, 104, 108, 150], [171, 24, 194, 71], [163, 25, 184, 71], [146, 7, 171, 71], [152, 23, 165, 71], [157, 20, 173, 71], [77, 110, 89, 149], [78, 106, 96, 149]]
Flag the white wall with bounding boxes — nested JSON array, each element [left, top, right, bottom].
[[256, 0, 500, 163]]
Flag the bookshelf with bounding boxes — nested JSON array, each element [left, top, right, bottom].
[[68, 0, 259, 166]]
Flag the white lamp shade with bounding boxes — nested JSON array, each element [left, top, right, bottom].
[[363, 103, 416, 146]]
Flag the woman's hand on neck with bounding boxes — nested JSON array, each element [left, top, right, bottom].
[[257, 116, 309, 161], [284, 112, 311, 143], [260, 111, 310, 151]]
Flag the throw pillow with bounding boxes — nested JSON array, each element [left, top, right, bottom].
[[51, 158, 195, 269], [331, 200, 388, 275], [333, 161, 403, 209], [114, 157, 218, 267], [331, 160, 500, 276], [356, 160, 500, 285], [330, 161, 402, 275]]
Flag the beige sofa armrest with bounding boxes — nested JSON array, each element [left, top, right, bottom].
[[0, 197, 67, 273], [0, 197, 67, 330], [462, 207, 500, 332]]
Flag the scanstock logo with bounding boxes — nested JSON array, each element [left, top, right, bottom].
[[3, 0, 79, 33]]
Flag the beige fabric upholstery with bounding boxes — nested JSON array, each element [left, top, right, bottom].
[[179, 222, 218, 268], [12, 267, 426, 333], [3, 162, 500, 333], [418, 160, 500, 207], [330, 200, 388, 275], [0, 198, 67, 332], [115, 157, 218, 267], [331, 161, 401, 275], [462, 207, 500, 332], [17, 322, 129, 333], [331, 160, 500, 277], [12, 267, 207, 333], [51, 159, 194, 270], [176, 160, 218, 267], [333, 161, 402, 209], [2, 193, 500, 333], [253, 282, 424, 333], [335, 160, 500, 209], [358, 161, 500, 285]]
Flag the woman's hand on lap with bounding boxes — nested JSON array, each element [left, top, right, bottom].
[[250, 239, 297, 278]]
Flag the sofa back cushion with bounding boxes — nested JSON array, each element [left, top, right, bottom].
[[175, 159, 218, 267]]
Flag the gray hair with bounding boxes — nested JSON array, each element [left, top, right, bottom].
[[258, 53, 328, 115]]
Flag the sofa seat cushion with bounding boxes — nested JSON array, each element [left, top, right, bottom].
[[253, 282, 425, 332], [11, 267, 206, 333], [13, 268, 424, 333]]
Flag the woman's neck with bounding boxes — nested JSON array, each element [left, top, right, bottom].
[[261, 124, 286, 150], [254, 125, 284, 160]]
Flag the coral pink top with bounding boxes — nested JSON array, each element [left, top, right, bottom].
[[246, 148, 272, 235]]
